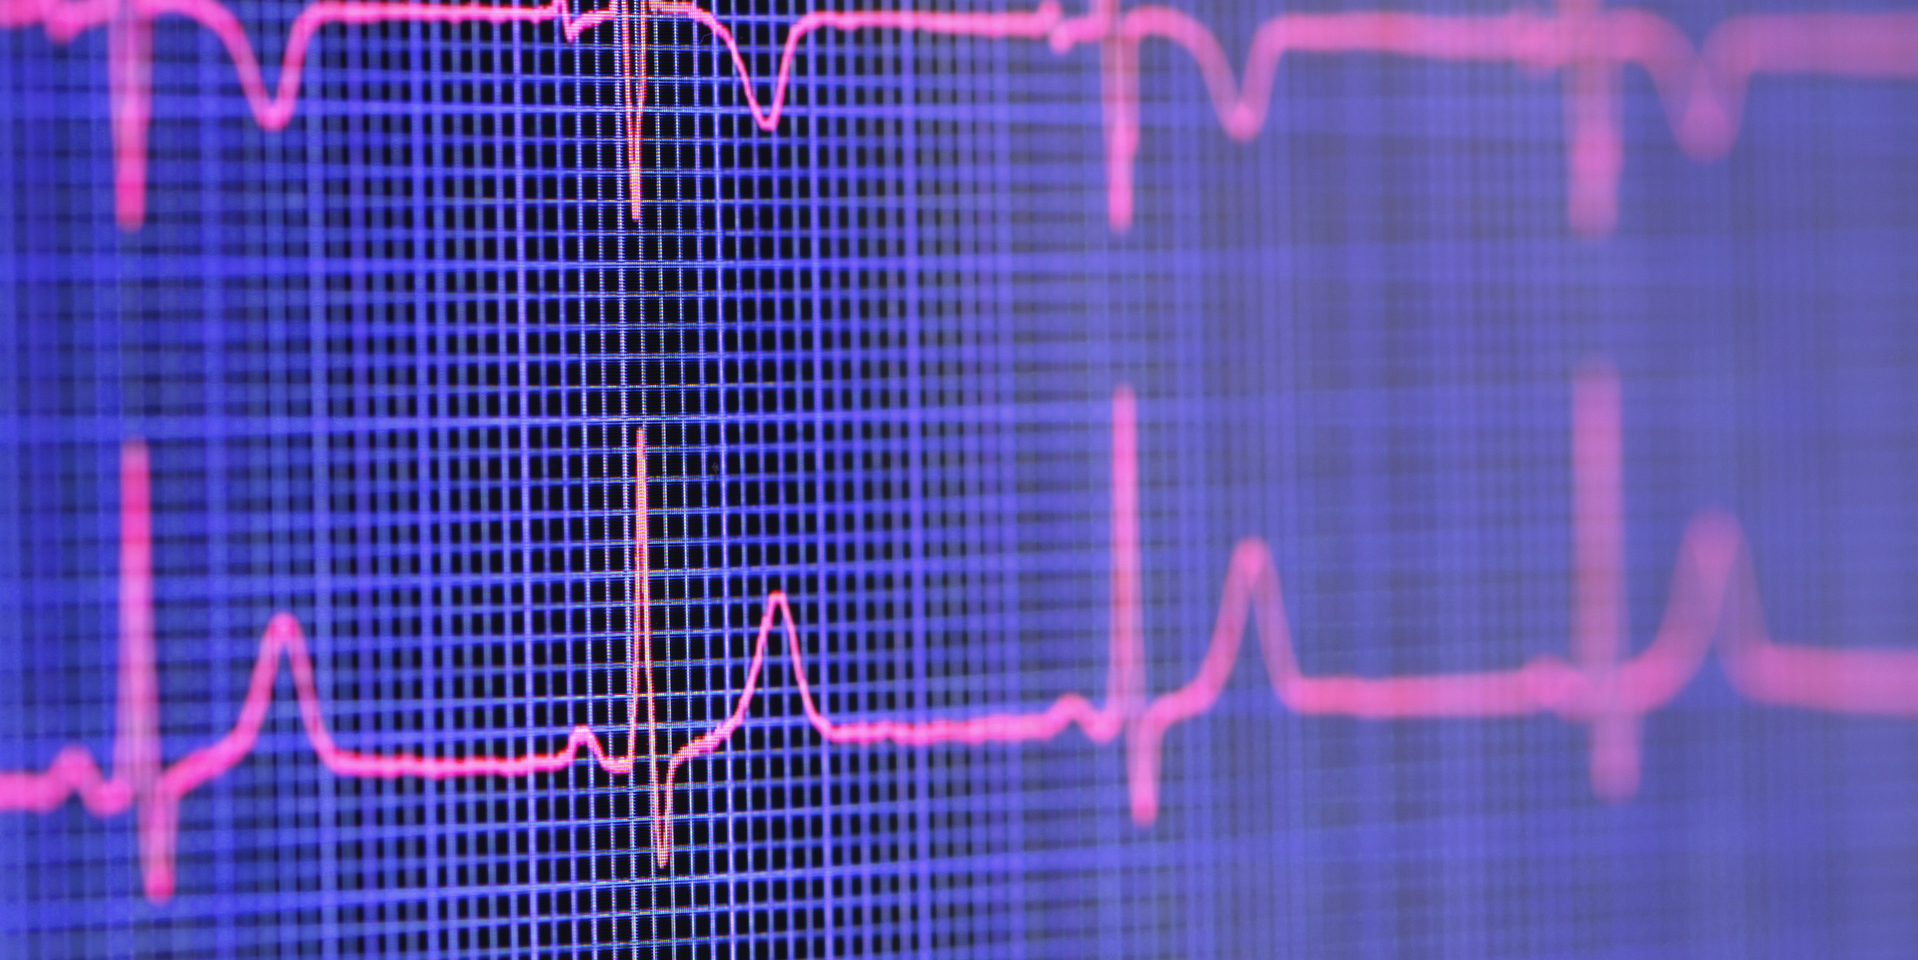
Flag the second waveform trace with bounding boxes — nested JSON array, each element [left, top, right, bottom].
[[7, 365, 1918, 900]]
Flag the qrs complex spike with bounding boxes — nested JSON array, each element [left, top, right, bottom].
[[6, 365, 1918, 900], [8, 0, 1918, 232]]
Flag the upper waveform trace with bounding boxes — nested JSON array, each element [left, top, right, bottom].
[[6, 365, 1918, 900], [8, 0, 1918, 233]]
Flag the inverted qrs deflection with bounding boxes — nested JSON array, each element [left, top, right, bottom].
[[5, 363, 1918, 902], [6, 0, 1918, 233]]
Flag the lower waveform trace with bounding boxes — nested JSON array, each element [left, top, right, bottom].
[[6, 362, 1918, 901], [10, 0, 1918, 232]]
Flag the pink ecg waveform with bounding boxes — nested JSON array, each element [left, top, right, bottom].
[[7, 0, 1918, 233], [6, 365, 1918, 900]]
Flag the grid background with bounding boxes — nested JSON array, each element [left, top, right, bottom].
[[8, 0, 1918, 957]]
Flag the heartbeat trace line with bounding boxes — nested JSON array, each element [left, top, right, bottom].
[[7, 0, 1918, 233], [4, 363, 1918, 901]]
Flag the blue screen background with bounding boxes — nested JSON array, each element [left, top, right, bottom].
[[5, 0, 1918, 955]]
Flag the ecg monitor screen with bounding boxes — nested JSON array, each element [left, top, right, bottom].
[[5, 0, 1918, 955]]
